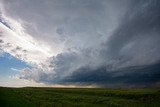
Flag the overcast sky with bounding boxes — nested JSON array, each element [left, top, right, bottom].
[[0, 0, 160, 87]]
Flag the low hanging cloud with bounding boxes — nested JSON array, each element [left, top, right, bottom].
[[0, 0, 160, 87]]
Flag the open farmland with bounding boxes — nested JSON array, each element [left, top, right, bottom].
[[0, 87, 159, 107]]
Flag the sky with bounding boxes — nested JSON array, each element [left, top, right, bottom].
[[0, 0, 160, 87]]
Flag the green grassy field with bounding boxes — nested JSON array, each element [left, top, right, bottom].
[[0, 87, 159, 107]]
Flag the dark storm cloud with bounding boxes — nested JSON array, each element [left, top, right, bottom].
[[107, 0, 160, 59], [45, 0, 160, 86], [3, 0, 159, 87], [60, 61, 160, 87]]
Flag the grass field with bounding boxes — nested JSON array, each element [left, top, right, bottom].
[[0, 87, 159, 107]]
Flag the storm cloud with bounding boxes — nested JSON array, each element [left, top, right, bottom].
[[0, 0, 160, 87]]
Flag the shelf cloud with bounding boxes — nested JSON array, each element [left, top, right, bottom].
[[0, 0, 160, 87]]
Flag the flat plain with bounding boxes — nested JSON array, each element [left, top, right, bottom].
[[0, 87, 159, 107]]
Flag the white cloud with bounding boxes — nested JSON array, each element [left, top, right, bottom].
[[0, 14, 54, 67], [0, 13, 57, 86], [0, 75, 47, 87], [10, 67, 21, 72]]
